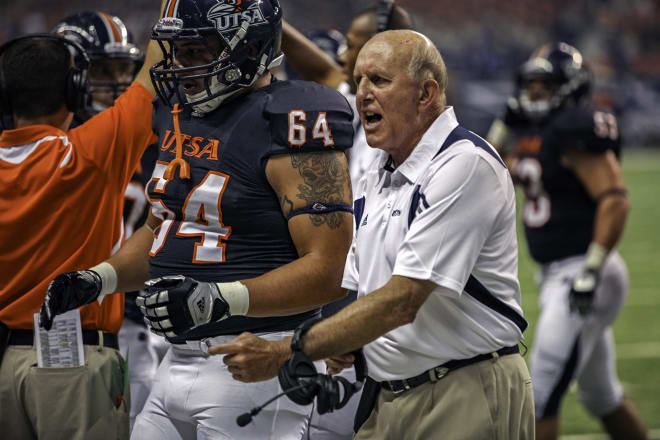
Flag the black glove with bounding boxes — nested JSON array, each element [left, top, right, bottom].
[[137, 275, 230, 337], [569, 268, 599, 316], [40, 270, 103, 330]]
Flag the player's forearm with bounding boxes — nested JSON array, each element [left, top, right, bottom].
[[134, 0, 167, 96], [105, 223, 153, 292], [592, 194, 630, 251], [242, 247, 348, 317], [300, 275, 436, 360], [281, 20, 344, 88]]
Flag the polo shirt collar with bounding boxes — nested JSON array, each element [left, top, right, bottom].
[[380, 106, 459, 183], [0, 125, 67, 148]]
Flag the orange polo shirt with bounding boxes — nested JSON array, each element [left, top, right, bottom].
[[0, 82, 158, 333]]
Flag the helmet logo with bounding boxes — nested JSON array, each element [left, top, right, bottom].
[[207, 0, 267, 33]]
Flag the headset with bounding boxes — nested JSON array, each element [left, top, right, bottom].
[[377, 0, 395, 33], [237, 317, 368, 427], [0, 33, 89, 127]]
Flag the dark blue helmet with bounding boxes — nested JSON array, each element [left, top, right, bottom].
[[150, 0, 284, 115], [53, 11, 144, 115], [305, 29, 346, 62], [515, 42, 591, 121]]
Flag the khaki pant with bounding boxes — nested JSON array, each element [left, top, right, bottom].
[[0, 342, 129, 440], [355, 353, 535, 440]]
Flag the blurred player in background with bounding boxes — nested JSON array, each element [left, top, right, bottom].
[[53, 11, 164, 432], [487, 42, 647, 440], [283, 29, 345, 81], [41, 0, 356, 438]]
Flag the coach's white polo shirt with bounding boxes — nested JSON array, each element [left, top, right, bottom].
[[342, 107, 526, 382]]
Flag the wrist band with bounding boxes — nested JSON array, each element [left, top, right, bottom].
[[90, 261, 118, 298], [585, 242, 608, 271], [216, 281, 250, 316]]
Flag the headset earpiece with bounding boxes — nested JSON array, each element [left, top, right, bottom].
[[65, 65, 88, 113], [277, 349, 318, 405], [377, 0, 395, 33], [278, 317, 368, 415], [0, 33, 89, 117]]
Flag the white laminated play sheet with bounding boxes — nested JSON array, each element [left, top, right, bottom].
[[33, 309, 85, 368]]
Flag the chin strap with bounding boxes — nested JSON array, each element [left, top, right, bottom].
[[164, 103, 191, 180]]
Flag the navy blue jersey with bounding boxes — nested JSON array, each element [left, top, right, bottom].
[[147, 79, 354, 342], [510, 106, 621, 264], [123, 143, 160, 325]]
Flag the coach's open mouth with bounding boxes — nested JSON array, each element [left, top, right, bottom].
[[363, 111, 382, 129]]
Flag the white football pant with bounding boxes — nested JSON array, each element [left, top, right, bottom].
[[530, 251, 627, 418], [131, 331, 317, 440]]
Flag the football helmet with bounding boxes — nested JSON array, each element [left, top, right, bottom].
[[306, 29, 346, 62], [150, 0, 284, 116], [515, 42, 591, 121], [53, 11, 144, 115]]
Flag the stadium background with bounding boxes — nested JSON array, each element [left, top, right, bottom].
[[2, 0, 658, 437]]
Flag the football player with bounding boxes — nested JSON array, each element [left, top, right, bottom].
[[487, 43, 647, 440], [53, 11, 163, 431], [53, 12, 145, 122], [41, 0, 355, 439]]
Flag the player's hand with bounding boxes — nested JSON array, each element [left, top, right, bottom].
[[137, 275, 230, 337], [325, 353, 355, 375], [40, 270, 103, 330], [569, 268, 599, 316], [208, 332, 291, 382]]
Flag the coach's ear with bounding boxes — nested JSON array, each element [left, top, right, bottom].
[[418, 78, 439, 110]]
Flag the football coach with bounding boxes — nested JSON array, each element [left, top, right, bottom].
[[210, 30, 535, 439]]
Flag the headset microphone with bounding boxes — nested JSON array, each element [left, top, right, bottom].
[[237, 318, 367, 427], [236, 382, 313, 427]]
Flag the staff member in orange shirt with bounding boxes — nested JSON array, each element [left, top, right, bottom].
[[0, 27, 159, 440]]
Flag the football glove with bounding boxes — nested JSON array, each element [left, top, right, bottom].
[[137, 275, 230, 337], [40, 270, 103, 330], [568, 268, 599, 316]]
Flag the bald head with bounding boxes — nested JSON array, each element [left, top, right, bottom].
[[363, 30, 447, 101], [353, 30, 448, 165]]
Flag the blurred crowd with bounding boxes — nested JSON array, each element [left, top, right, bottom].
[[2, 0, 659, 145]]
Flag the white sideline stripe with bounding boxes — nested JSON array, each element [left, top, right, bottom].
[[560, 428, 660, 439], [616, 342, 660, 360]]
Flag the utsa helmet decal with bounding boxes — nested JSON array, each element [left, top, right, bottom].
[[53, 11, 144, 115], [151, 0, 284, 116], [515, 42, 591, 121]]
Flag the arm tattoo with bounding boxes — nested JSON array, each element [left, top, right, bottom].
[[289, 151, 350, 229], [280, 194, 294, 218]]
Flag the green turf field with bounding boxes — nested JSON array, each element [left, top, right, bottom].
[[516, 149, 660, 438]]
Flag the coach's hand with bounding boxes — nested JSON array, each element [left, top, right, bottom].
[[569, 268, 598, 316], [138, 275, 230, 337], [209, 332, 291, 382], [40, 270, 103, 330]]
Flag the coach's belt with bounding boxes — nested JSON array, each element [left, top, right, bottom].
[[8, 329, 119, 350], [381, 345, 520, 395]]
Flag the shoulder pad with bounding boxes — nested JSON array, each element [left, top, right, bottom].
[[265, 80, 355, 155], [549, 106, 621, 154]]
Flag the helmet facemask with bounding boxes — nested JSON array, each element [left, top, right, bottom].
[[516, 43, 591, 122], [53, 12, 144, 120], [87, 53, 143, 112], [150, 11, 283, 117]]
